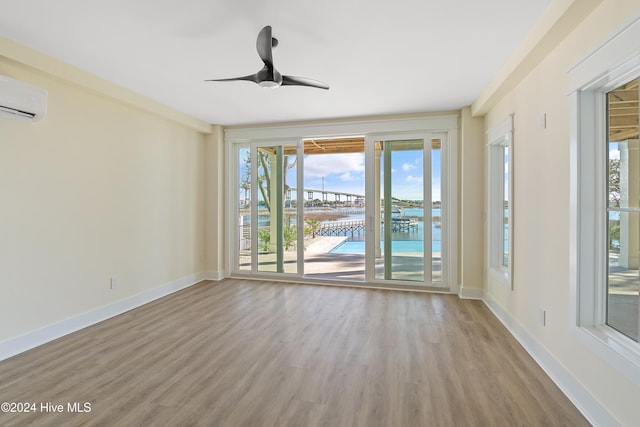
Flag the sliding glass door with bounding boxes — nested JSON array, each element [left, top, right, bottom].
[[232, 130, 450, 289]]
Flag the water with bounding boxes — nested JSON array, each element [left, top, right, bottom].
[[328, 207, 442, 254], [330, 239, 441, 254], [248, 207, 443, 255]]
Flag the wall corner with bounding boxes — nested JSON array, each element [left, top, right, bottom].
[[204, 125, 226, 279]]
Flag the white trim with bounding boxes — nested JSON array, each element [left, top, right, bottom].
[[483, 294, 619, 427], [486, 114, 514, 289], [458, 286, 483, 300], [296, 140, 305, 276], [424, 133, 433, 282], [225, 114, 458, 143], [203, 270, 226, 281], [445, 128, 459, 293], [568, 13, 640, 93], [571, 325, 640, 389], [486, 115, 514, 146], [0, 273, 207, 361]]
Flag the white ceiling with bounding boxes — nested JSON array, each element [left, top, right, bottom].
[[0, 0, 552, 126]]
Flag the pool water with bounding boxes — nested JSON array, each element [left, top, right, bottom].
[[330, 239, 441, 254], [321, 207, 443, 255]]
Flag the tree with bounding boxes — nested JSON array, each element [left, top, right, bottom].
[[255, 149, 296, 213], [304, 218, 322, 238], [258, 228, 270, 252], [283, 225, 296, 250], [609, 157, 620, 207], [239, 150, 251, 206], [609, 157, 620, 250]]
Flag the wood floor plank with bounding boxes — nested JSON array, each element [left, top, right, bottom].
[[0, 279, 589, 426]]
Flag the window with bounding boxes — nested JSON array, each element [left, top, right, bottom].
[[569, 15, 640, 386], [487, 115, 514, 288], [606, 78, 639, 343]]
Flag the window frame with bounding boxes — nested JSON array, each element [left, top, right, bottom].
[[487, 115, 514, 289], [569, 15, 640, 387]]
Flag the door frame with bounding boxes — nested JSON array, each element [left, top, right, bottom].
[[225, 114, 458, 292]]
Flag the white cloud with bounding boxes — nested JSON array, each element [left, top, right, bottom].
[[304, 153, 365, 177], [407, 175, 423, 183], [609, 148, 620, 160], [402, 163, 416, 171]]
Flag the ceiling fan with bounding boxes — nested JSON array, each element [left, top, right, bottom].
[[206, 25, 329, 90]]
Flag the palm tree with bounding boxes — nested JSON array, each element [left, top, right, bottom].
[[304, 218, 322, 238]]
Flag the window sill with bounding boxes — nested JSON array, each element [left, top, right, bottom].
[[488, 266, 511, 289], [573, 324, 640, 388]]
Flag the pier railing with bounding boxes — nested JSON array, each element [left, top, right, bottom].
[[317, 220, 366, 237]]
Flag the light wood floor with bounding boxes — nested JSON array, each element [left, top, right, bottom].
[[0, 279, 589, 426]]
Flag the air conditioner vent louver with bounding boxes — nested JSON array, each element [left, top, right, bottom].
[[0, 105, 37, 119], [0, 75, 47, 122]]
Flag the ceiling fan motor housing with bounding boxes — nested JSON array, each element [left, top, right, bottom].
[[257, 66, 282, 88]]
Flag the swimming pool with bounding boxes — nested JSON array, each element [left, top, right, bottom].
[[330, 239, 441, 254]]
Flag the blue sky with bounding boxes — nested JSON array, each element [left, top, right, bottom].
[[238, 146, 442, 202], [298, 149, 441, 201]]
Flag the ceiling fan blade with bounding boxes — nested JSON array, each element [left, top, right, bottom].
[[282, 75, 329, 90], [205, 73, 259, 84], [205, 26, 329, 90], [256, 25, 274, 68]]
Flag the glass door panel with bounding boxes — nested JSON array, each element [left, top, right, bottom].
[[256, 145, 298, 274], [237, 147, 251, 271], [302, 138, 366, 281], [431, 139, 442, 282], [374, 139, 427, 282]]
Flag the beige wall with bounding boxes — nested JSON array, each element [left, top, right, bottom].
[[459, 107, 485, 296], [204, 126, 226, 277], [3, 1, 639, 422], [483, 1, 640, 425], [0, 54, 211, 342]]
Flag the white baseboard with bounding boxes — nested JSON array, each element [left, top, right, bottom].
[[458, 286, 484, 300], [203, 270, 225, 281], [0, 273, 208, 362], [483, 294, 618, 427]]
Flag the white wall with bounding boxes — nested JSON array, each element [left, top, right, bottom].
[[0, 50, 211, 345], [482, 1, 640, 425]]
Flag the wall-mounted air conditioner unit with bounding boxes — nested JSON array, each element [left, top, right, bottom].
[[0, 75, 47, 122]]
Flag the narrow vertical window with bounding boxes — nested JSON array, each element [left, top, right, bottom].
[[568, 14, 640, 380], [487, 115, 514, 288], [503, 145, 510, 269]]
